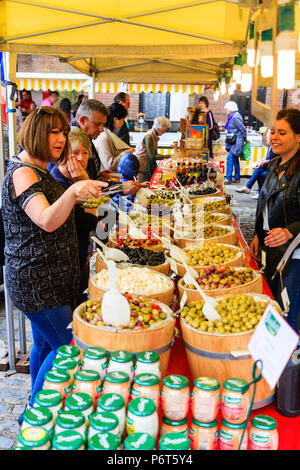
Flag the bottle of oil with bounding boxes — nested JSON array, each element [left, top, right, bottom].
[[276, 349, 300, 417]]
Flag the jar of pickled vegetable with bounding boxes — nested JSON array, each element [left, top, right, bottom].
[[221, 378, 250, 424], [126, 397, 158, 440], [81, 347, 108, 381], [73, 370, 101, 402], [43, 369, 72, 398], [64, 392, 94, 425], [131, 373, 160, 408], [102, 371, 131, 407], [56, 345, 81, 365], [17, 427, 52, 450], [159, 432, 191, 450], [97, 393, 126, 436], [54, 410, 87, 441], [219, 418, 248, 450], [191, 376, 220, 423], [248, 415, 278, 450], [161, 375, 190, 421], [107, 351, 134, 383], [21, 407, 54, 439], [88, 411, 120, 441], [190, 418, 218, 450], [135, 351, 161, 379], [124, 432, 156, 451], [160, 416, 189, 437], [33, 390, 63, 423], [52, 430, 84, 450], [52, 356, 78, 385], [88, 431, 122, 450]]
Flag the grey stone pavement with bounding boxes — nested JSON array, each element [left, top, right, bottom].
[[0, 177, 258, 450]]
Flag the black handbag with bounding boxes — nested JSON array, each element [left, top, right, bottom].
[[225, 133, 237, 145]]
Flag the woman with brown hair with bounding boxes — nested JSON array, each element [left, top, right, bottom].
[[250, 108, 300, 334], [1, 107, 107, 421]]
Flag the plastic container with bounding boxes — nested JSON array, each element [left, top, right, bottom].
[[56, 345, 81, 365], [52, 430, 85, 450], [190, 418, 218, 450], [191, 376, 220, 423], [17, 427, 52, 450], [54, 410, 87, 441], [43, 369, 72, 398], [219, 418, 248, 450], [88, 411, 120, 440], [88, 431, 122, 450], [64, 392, 94, 425], [160, 416, 189, 437], [131, 373, 160, 408], [72, 370, 101, 402], [221, 378, 250, 424], [126, 397, 159, 440], [276, 349, 300, 417], [161, 375, 190, 421], [81, 347, 108, 381], [97, 393, 126, 436], [107, 351, 134, 383], [102, 371, 131, 407], [21, 406, 54, 438], [159, 432, 191, 450], [124, 432, 156, 450], [135, 351, 161, 379], [248, 415, 278, 450], [33, 390, 63, 423]]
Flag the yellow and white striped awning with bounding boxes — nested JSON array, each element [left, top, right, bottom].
[[16, 78, 205, 95]]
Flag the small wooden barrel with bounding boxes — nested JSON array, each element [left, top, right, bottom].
[[73, 299, 176, 380], [108, 234, 165, 253], [187, 188, 223, 202], [177, 268, 263, 303], [95, 255, 170, 276], [174, 225, 237, 249], [173, 243, 245, 277], [180, 293, 278, 408], [88, 270, 175, 306]]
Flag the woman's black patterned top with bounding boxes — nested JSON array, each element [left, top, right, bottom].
[[1, 157, 80, 313]]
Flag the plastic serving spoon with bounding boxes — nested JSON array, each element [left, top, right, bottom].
[[91, 236, 129, 263], [173, 246, 220, 322], [101, 259, 131, 328]]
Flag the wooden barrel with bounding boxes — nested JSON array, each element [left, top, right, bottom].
[[174, 225, 237, 249], [73, 299, 176, 380], [95, 255, 170, 276], [174, 212, 232, 232], [108, 235, 165, 253], [177, 269, 263, 303], [187, 188, 223, 202], [88, 270, 175, 306], [180, 294, 276, 409]]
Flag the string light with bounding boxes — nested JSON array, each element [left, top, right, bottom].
[[276, 4, 297, 90], [259, 29, 273, 78], [246, 23, 256, 67]]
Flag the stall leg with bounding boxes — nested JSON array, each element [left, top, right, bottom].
[[3, 266, 16, 371]]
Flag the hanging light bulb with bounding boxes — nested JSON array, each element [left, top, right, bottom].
[[246, 23, 256, 68], [259, 29, 273, 78], [276, 4, 297, 90], [241, 63, 253, 92], [220, 79, 227, 95], [214, 89, 220, 101], [230, 80, 237, 92], [232, 55, 242, 84]]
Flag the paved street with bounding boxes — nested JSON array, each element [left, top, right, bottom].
[[0, 176, 258, 449]]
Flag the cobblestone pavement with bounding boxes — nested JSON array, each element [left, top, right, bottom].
[[0, 177, 258, 450]]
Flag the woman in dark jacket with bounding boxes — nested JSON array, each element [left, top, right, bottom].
[[250, 108, 300, 333], [224, 101, 247, 184]]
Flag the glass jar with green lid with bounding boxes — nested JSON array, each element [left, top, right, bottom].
[[88, 411, 120, 440], [33, 390, 63, 423], [55, 409, 87, 441], [159, 432, 191, 450], [221, 378, 250, 424], [64, 392, 94, 425], [102, 371, 131, 407], [73, 369, 101, 402], [97, 393, 126, 436], [56, 345, 81, 365], [52, 430, 85, 450], [21, 406, 54, 438], [88, 431, 122, 450], [107, 351, 134, 382], [52, 356, 78, 385], [190, 418, 218, 450], [17, 426, 52, 450], [124, 432, 156, 451], [219, 418, 248, 450], [160, 416, 189, 437], [43, 369, 72, 398], [82, 347, 108, 381], [249, 415, 278, 450], [161, 375, 190, 421], [135, 351, 161, 379], [191, 376, 220, 423], [131, 373, 160, 408], [127, 397, 158, 440]]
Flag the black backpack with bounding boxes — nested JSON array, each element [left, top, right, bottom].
[[210, 113, 220, 141]]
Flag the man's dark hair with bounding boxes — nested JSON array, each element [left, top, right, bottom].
[[114, 92, 129, 104]]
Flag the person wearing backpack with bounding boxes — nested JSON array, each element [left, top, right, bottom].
[[223, 101, 247, 184], [198, 96, 219, 158]]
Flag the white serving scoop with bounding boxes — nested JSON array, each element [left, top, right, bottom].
[[173, 246, 220, 322], [101, 259, 131, 328], [91, 236, 130, 263]]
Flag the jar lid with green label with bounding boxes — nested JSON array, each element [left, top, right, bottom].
[[65, 392, 93, 412], [194, 376, 220, 391], [162, 416, 188, 426], [128, 397, 156, 417], [74, 369, 100, 382], [18, 427, 51, 449], [23, 406, 53, 427], [192, 417, 218, 428], [52, 430, 84, 450], [163, 374, 189, 389], [44, 369, 70, 383], [53, 356, 77, 371], [34, 390, 62, 408], [88, 431, 120, 450], [134, 373, 159, 387], [223, 378, 248, 392], [98, 393, 125, 412], [84, 347, 107, 360], [221, 418, 247, 429], [136, 351, 159, 364], [57, 345, 80, 359], [56, 410, 85, 429], [124, 432, 156, 450], [251, 415, 277, 430], [104, 371, 129, 383], [159, 432, 190, 450], [110, 351, 133, 363], [89, 411, 119, 432]]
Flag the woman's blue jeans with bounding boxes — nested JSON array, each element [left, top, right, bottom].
[[226, 149, 240, 181], [246, 168, 267, 191], [23, 305, 73, 406]]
